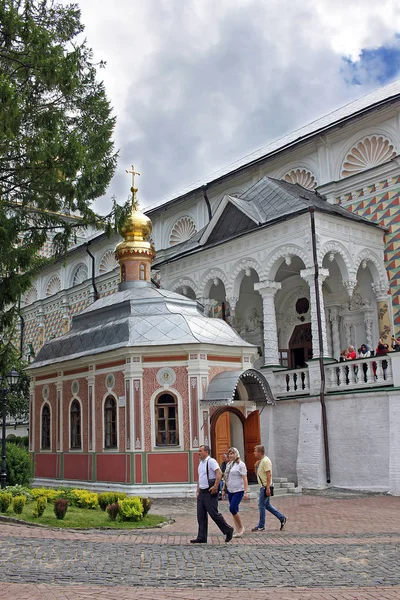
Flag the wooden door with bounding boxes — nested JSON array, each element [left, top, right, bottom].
[[214, 411, 231, 465], [244, 410, 260, 482]]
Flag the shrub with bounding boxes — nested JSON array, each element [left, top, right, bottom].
[[5, 484, 32, 499], [6, 435, 29, 448], [98, 491, 127, 511], [118, 497, 144, 522], [0, 492, 13, 512], [31, 487, 59, 503], [54, 498, 68, 520], [33, 496, 47, 518], [5, 442, 33, 486], [70, 489, 98, 509], [106, 502, 120, 521], [140, 497, 152, 517], [12, 494, 26, 514]]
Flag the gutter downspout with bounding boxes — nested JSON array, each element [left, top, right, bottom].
[[309, 208, 331, 484], [85, 242, 99, 302], [202, 184, 213, 222]]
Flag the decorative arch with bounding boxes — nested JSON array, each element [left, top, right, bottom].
[[340, 134, 396, 178], [230, 258, 262, 298], [199, 268, 231, 298], [45, 275, 61, 297], [40, 402, 51, 450], [354, 249, 388, 284], [170, 277, 199, 297], [71, 263, 88, 287], [69, 397, 83, 449], [319, 241, 354, 281], [24, 286, 38, 306], [265, 245, 310, 281], [169, 216, 197, 246], [99, 249, 118, 275], [283, 168, 317, 190]]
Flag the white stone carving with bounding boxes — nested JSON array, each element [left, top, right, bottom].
[[99, 250, 118, 274], [171, 277, 199, 296], [343, 280, 358, 298], [300, 268, 330, 358], [265, 245, 311, 281], [254, 280, 281, 365], [283, 168, 317, 190], [341, 135, 396, 177], [24, 286, 38, 306], [169, 216, 197, 246], [157, 367, 176, 386], [72, 264, 88, 287], [46, 276, 61, 297]]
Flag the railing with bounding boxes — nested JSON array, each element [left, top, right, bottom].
[[325, 355, 393, 391], [274, 368, 310, 397], [273, 354, 394, 398]]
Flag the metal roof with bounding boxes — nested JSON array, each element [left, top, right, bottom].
[[201, 368, 275, 406], [28, 283, 254, 369]]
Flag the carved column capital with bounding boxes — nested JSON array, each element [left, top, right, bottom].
[[343, 279, 357, 298], [372, 280, 390, 301], [300, 267, 329, 285], [254, 280, 282, 297]]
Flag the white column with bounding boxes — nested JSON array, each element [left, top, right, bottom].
[[254, 280, 281, 366], [363, 311, 374, 350], [300, 268, 330, 358], [329, 306, 341, 360]]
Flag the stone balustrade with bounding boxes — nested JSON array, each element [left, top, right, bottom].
[[272, 352, 399, 398]]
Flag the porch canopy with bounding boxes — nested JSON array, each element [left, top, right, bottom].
[[200, 368, 275, 406]]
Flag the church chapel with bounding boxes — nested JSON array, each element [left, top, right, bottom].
[[22, 80, 400, 495]]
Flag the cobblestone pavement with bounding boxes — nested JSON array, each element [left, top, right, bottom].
[[0, 491, 400, 599]]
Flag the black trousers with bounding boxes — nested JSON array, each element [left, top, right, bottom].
[[196, 488, 232, 541]]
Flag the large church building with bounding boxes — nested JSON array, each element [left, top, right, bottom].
[[23, 80, 400, 495]]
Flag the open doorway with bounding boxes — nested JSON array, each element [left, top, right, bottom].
[[289, 323, 312, 367]]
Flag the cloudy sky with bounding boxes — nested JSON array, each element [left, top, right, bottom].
[[75, 0, 400, 213]]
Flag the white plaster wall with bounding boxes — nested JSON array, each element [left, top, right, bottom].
[[326, 393, 389, 490], [263, 400, 300, 484]]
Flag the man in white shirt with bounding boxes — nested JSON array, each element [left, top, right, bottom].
[[190, 444, 234, 544]]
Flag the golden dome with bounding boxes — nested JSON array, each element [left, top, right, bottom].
[[115, 167, 155, 260]]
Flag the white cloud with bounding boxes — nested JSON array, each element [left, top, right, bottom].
[[74, 0, 400, 212]]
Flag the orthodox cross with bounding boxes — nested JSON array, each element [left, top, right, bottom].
[[126, 165, 140, 190]]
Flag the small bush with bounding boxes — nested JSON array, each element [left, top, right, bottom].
[[98, 491, 127, 511], [5, 442, 33, 486], [70, 489, 98, 509], [5, 484, 32, 499], [31, 487, 59, 503], [0, 492, 13, 512], [106, 502, 120, 521], [54, 498, 68, 520], [140, 497, 152, 517], [6, 435, 29, 448], [33, 496, 47, 518], [118, 497, 144, 522], [12, 494, 27, 515]]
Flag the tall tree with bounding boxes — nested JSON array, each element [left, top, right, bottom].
[[0, 0, 119, 380]]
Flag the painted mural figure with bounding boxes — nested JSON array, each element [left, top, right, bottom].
[[251, 445, 287, 532], [222, 447, 249, 538], [190, 445, 234, 544]]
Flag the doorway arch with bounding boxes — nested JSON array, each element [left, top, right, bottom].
[[210, 407, 260, 481]]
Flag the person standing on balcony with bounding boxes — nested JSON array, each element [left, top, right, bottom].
[[345, 345, 357, 360], [251, 445, 287, 532]]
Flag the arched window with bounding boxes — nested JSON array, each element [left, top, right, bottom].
[[41, 404, 51, 449], [70, 400, 81, 449], [155, 394, 179, 446], [104, 396, 117, 448], [139, 263, 145, 280]]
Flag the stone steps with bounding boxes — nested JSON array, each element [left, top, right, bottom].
[[248, 476, 302, 497]]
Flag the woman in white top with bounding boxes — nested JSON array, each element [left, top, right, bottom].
[[222, 447, 249, 537]]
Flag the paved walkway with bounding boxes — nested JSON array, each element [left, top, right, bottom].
[[0, 490, 399, 599]]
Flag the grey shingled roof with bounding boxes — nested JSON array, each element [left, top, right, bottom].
[[28, 284, 254, 369], [154, 177, 381, 266]]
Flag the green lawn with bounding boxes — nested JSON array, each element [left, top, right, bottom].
[[2, 503, 168, 529]]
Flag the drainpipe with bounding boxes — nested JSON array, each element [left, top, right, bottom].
[[309, 207, 331, 484], [85, 242, 99, 301], [18, 298, 24, 359], [202, 184, 213, 222]]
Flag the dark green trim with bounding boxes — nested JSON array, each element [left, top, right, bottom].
[[142, 453, 148, 485], [131, 453, 135, 483], [92, 453, 96, 481], [188, 450, 194, 483], [58, 453, 64, 479]]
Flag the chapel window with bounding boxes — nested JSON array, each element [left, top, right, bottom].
[[155, 393, 179, 446], [104, 396, 117, 448], [41, 404, 51, 450], [70, 400, 82, 449], [139, 263, 145, 280]]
